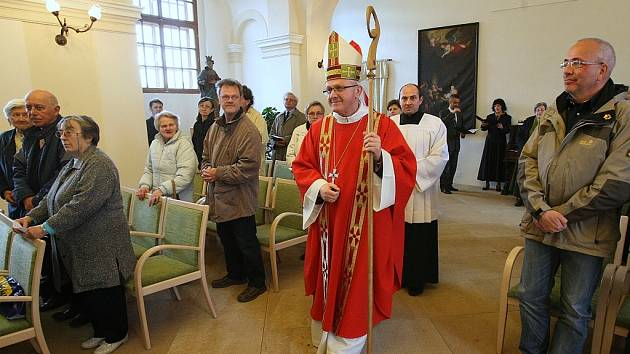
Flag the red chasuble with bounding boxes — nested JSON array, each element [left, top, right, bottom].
[[292, 113, 416, 338]]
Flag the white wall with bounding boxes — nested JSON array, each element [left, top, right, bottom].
[[321, 0, 630, 187]]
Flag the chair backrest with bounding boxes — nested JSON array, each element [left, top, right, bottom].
[[192, 172, 206, 202], [130, 196, 165, 249], [161, 198, 209, 267], [0, 214, 13, 270], [271, 178, 303, 230], [120, 186, 135, 222], [257, 176, 272, 224], [273, 162, 294, 180]]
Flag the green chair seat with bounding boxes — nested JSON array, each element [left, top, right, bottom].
[[614, 296, 630, 328], [127, 255, 197, 292], [132, 243, 149, 258], [207, 221, 217, 232], [0, 315, 30, 336], [256, 225, 306, 246]]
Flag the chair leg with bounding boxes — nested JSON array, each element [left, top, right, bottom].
[[171, 286, 182, 301], [32, 317, 50, 354], [200, 276, 218, 318], [270, 248, 279, 292], [136, 290, 152, 350], [496, 295, 509, 354]]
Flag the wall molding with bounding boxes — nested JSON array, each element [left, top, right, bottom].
[[0, 0, 141, 34], [256, 33, 304, 59], [491, 0, 577, 12]]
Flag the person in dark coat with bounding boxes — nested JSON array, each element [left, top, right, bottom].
[[145, 98, 163, 146], [15, 115, 135, 354], [0, 99, 32, 218], [14, 89, 71, 313], [439, 93, 467, 193], [191, 97, 216, 167], [477, 98, 511, 191], [512, 102, 547, 206]]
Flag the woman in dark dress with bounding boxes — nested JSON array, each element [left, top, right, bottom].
[[191, 97, 217, 167], [477, 98, 511, 191]]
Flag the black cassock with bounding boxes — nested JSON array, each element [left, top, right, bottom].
[[477, 113, 511, 182]]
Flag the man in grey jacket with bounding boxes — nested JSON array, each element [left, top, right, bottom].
[[269, 92, 306, 161], [201, 78, 266, 302], [517, 38, 630, 354]]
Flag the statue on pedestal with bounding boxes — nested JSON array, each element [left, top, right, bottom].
[[197, 55, 221, 100]]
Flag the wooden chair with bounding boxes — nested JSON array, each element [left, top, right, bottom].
[[0, 212, 48, 354], [496, 216, 627, 353], [192, 172, 206, 203], [272, 161, 294, 180], [128, 194, 165, 258], [592, 216, 630, 354], [256, 178, 306, 291], [126, 198, 217, 349], [0, 217, 13, 275]]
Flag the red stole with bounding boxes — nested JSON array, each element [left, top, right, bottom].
[[292, 113, 416, 338]]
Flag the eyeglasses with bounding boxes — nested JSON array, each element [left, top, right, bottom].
[[220, 95, 240, 102], [55, 130, 82, 138], [322, 85, 359, 95], [560, 59, 603, 69], [307, 112, 325, 117], [10, 112, 28, 118]]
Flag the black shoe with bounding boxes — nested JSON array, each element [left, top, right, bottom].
[[211, 276, 247, 288], [449, 186, 459, 192], [442, 189, 452, 194], [52, 306, 78, 321], [69, 313, 90, 327], [408, 287, 424, 296], [514, 199, 524, 207], [237, 286, 267, 302], [40, 295, 68, 312]]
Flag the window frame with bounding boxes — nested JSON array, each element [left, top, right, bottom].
[[137, 0, 201, 94]]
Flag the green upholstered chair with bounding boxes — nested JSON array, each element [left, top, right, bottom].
[[120, 186, 135, 222], [256, 178, 306, 291], [126, 198, 217, 350], [192, 172, 206, 203], [128, 195, 165, 258], [272, 161, 294, 180], [591, 216, 630, 354], [497, 216, 627, 354], [0, 216, 13, 275], [0, 212, 48, 354]]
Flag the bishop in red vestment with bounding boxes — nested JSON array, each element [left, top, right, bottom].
[[292, 31, 416, 353]]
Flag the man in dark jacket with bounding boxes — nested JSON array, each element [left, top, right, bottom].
[[145, 98, 163, 146], [439, 94, 466, 193], [15, 89, 71, 314]]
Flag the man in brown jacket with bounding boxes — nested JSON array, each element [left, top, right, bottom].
[[517, 38, 630, 354], [201, 78, 266, 302]]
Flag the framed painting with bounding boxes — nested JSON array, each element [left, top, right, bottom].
[[418, 22, 479, 130]]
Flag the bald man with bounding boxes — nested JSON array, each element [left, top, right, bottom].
[[14, 89, 70, 313], [517, 38, 630, 353]]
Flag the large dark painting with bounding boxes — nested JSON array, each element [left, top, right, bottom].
[[418, 22, 479, 130]]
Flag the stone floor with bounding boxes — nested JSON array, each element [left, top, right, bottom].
[[5, 186, 614, 353]]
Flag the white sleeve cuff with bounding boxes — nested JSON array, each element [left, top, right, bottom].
[[303, 178, 328, 229], [373, 149, 396, 211]]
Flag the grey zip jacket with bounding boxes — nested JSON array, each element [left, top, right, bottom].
[[518, 89, 630, 257]]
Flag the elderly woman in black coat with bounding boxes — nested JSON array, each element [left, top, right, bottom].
[[478, 98, 512, 191], [0, 99, 32, 218], [14, 115, 135, 354]]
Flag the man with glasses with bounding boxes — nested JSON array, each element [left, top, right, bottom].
[[286, 101, 326, 166], [13, 90, 80, 319], [269, 92, 306, 161], [292, 31, 416, 353], [517, 38, 630, 354], [201, 78, 267, 303]]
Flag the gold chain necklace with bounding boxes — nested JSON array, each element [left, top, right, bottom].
[[328, 119, 363, 183]]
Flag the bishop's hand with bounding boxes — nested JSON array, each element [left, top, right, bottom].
[[363, 132, 382, 161], [319, 183, 340, 203]]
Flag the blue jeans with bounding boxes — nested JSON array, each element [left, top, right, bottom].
[[518, 238, 603, 354]]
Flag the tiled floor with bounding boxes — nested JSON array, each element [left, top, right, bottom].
[[4, 186, 592, 353]]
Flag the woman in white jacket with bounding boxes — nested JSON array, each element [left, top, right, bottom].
[[137, 111, 197, 204], [286, 101, 325, 166]]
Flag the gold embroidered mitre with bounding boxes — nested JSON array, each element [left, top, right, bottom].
[[324, 31, 362, 81]]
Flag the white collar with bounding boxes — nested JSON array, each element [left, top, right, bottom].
[[332, 102, 368, 124]]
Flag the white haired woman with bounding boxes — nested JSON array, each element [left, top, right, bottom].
[[14, 115, 136, 353], [0, 99, 33, 218], [137, 111, 197, 204]]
